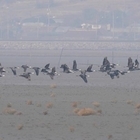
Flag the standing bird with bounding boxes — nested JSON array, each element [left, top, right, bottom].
[[79, 70, 88, 83]]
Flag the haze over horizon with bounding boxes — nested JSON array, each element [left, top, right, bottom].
[[0, 0, 140, 40]]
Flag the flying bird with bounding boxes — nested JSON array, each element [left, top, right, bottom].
[[60, 64, 74, 73], [107, 70, 119, 79], [79, 70, 88, 83], [45, 63, 50, 70], [135, 59, 139, 68], [107, 69, 129, 79], [86, 64, 93, 72], [9, 67, 19, 75], [47, 67, 57, 80], [32, 67, 40, 76], [21, 65, 31, 72], [41, 63, 51, 74], [72, 60, 81, 71], [100, 57, 111, 72], [19, 72, 34, 81], [127, 57, 140, 71]]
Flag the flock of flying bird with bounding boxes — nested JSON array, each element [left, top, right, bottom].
[[0, 57, 139, 83]]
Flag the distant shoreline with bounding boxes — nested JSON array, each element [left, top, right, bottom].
[[0, 40, 140, 50], [0, 40, 140, 42]]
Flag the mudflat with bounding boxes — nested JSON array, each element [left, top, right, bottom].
[[0, 41, 140, 140], [0, 69, 140, 140]]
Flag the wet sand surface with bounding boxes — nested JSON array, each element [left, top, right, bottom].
[[0, 42, 140, 140]]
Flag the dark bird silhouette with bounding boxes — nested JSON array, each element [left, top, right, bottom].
[[107, 70, 120, 79], [100, 57, 118, 72], [79, 70, 88, 83], [47, 67, 56, 80], [60, 64, 68, 72], [135, 59, 139, 68], [128, 57, 134, 70], [32, 67, 40, 76], [41, 68, 48, 74], [103, 57, 110, 66], [100, 64, 111, 72], [10, 67, 19, 75], [60, 64, 74, 73], [127, 57, 140, 71], [100, 57, 111, 72], [45, 63, 50, 69], [107, 70, 129, 79], [87, 64, 93, 72], [41, 63, 51, 74], [21, 65, 31, 72], [19, 72, 33, 81], [72, 60, 80, 71]]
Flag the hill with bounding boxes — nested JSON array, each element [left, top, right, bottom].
[[0, 0, 140, 40], [0, 0, 139, 21]]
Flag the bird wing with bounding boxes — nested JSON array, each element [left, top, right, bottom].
[[50, 75, 54, 80], [109, 73, 114, 79], [33, 67, 39, 75], [73, 61, 77, 70], [80, 74, 87, 83], [45, 63, 50, 69], [22, 66, 27, 72], [11, 68, 16, 75], [51, 67, 56, 73], [35, 69, 39, 76], [87, 65, 93, 72]]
